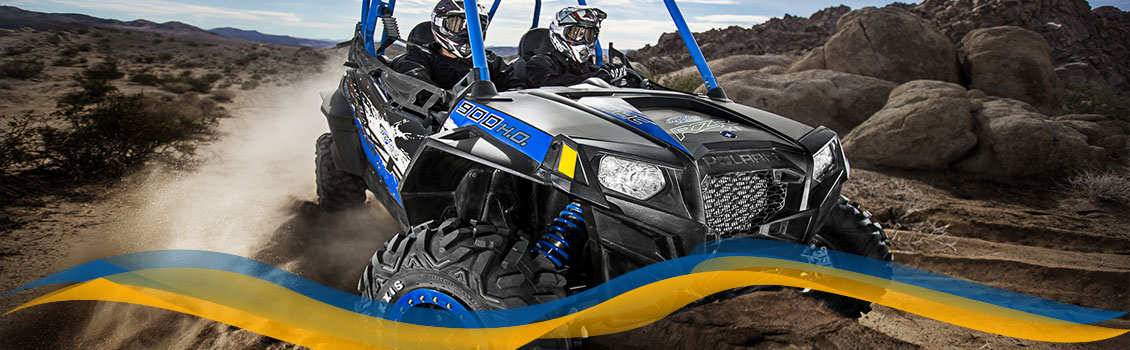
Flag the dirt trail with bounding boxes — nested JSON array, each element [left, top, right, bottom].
[[2, 57, 1128, 349], [2, 53, 396, 349]]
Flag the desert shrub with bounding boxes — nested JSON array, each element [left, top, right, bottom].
[[1065, 83, 1130, 124], [160, 82, 193, 94], [60, 47, 79, 56], [1, 59, 45, 79], [235, 52, 267, 66], [58, 60, 123, 107], [0, 29, 11, 37], [662, 74, 704, 93], [130, 71, 160, 85], [157, 52, 173, 62], [53, 57, 79, 67], [174, 60, 201, 69], [3, 46, 31, 56], [240, 79, 259, 90], [211, 89, 236, 102], [81, 59, 124, 81], [75, 44, 91, 52], [0, 113, 37, 170], [3, 68, 225, 180], [40, 92, 220, 177], [46, 35, 62, 45], [188, 73, 223, 93], [75, 27, 90, 35], [1068, 171, 1130, 206]]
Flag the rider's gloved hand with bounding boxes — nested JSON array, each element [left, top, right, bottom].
[[597, 63, 627, 82]]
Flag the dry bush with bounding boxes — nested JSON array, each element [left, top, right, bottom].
[[5, 66, 226, 179], [660, 74, 704, 93], [1, 59, 45, 79], [39, 92, 223, 177], [211, 89, 236, 102], [53, 57, 81, 67], [842, 176, 928, 227], [0, 113, 37, 171], [240, 79, 260, 90], [130, 71, 161, 85], [160, 82, 193, 94], [1068, 170, 1130, 206], [890, 220, 958, 253], [3, 46, 31, 56]]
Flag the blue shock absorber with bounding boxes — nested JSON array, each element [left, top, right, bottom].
[[533, 203, 586, 267]]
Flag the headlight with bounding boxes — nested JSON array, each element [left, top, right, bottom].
[[812, 140, 837, 180], [597, 155, 666, 200]]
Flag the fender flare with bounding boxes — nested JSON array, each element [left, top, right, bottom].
[[321, 79, 367, 177]]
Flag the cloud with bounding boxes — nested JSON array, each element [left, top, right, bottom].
[[40, 0, 334, 28]]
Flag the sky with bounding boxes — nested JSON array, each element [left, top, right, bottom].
[[2, 0, 1128, 49]]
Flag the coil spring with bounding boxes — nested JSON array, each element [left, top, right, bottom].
[[532, 203, 585, 267]]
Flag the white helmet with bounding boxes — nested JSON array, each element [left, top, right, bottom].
[[548, 6, 607, 63]]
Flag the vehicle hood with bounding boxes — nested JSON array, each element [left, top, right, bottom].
[[573, 96, 802, 156]]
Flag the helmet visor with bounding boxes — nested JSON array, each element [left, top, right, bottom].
[[439, 12, 489, 35], [563, 25, 598, 44]]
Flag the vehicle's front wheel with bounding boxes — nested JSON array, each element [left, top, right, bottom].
[[359, 219, 570, 349], [810, 196, 893, 318], [315, 133, 366, 211]]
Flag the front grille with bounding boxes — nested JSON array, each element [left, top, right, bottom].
[[701, 170, 787, 235]]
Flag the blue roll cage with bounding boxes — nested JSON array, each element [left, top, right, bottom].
[[359, 0, 724, 96]]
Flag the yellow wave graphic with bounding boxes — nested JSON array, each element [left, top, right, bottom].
[[6, 257, 1127, 349]]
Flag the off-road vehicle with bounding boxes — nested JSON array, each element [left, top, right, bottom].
[[316, 0, 892, 344]]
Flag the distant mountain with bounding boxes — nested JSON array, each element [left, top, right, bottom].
[[0, 6, 335, 48], [487, 46, 518, 57], [210, 27, 339, 48], [0, 5, 255, 45]]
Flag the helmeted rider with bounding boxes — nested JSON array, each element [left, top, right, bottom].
[[393, 0, 522, 91], [524, 6, 627, 88]]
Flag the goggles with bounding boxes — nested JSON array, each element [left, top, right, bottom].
[[438, 12, 490, 35], [562, 25, 598, 44]]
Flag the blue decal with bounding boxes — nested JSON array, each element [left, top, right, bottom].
[[342, 81, 402, 204], [355, 119, 402, 204], [579, 97, 691, 154], [449, 100, 553, 163]]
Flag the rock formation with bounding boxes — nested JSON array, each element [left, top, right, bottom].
[[788, 6, 962, 84]]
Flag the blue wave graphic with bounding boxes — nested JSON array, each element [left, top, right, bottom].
[[6, 239, 1125, 327]]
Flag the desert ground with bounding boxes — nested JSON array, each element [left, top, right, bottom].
[[2, 2, 1129, 348]]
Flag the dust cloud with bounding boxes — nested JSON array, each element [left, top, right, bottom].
[[66, 53, 399, 349]]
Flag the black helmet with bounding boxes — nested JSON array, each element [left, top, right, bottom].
[[431, 0, 490, 59], [549, 6, 607, 63]]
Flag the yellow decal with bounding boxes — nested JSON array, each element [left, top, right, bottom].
[[558, 145, 577, 178]]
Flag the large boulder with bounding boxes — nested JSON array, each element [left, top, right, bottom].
[[697, 69, 895, 133], [629, 6, 849, 75], [959, 26, 1065, 115], [788, 6, 962, 84], [657, 54, 795, 86], [914, 0, 1130, 91], [842, 80, 980, 170], [1054, 114, 1130, 160], [956, 98, 1101, 178], [841, 80, 1111, 179]]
